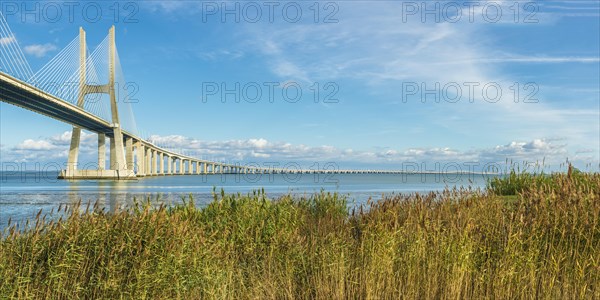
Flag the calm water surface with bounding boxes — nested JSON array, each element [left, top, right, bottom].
[[0, 171, 497, 228]]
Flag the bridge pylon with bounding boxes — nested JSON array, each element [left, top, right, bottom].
[[59, 26, 135, 180]]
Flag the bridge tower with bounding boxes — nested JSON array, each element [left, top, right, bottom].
[[61, 26, 134, 179]]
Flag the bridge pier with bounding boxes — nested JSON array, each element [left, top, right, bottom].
[[167, 155, 172, 175], [146, 148, 152, 176], [158, 152, 164, 175], [98, 134, 106, 170], [136, 141, 145, 177], [126, 137, 134, 171], [150, 150, 155, 175]]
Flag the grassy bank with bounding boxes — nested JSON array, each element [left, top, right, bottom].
[[1, 173, 599, 299]]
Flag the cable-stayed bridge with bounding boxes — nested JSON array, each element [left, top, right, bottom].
[[0, 16, 479, 179], [2, 16, 370, 179]]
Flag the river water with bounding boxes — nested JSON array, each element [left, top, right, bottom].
[[0, 171, 498, 228]]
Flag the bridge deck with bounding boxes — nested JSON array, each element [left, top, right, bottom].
[[1, 73, 116, 136]]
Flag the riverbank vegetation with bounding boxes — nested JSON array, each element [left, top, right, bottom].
[[1, 172, 599, 298]]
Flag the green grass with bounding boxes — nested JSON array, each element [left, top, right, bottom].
[[1, 173, 599, 299]]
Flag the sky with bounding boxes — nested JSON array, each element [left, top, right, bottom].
[[0, 0, 599, 173]]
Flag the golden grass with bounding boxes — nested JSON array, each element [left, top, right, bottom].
[[1, 173, 599, 299]]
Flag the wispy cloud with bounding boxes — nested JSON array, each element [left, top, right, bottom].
[[454, 56, 600, 64], [236, 2, 598, 151], [197, 49, 244, 61], [24, 43, 57, 58]]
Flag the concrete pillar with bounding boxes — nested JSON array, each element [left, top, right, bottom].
[[167, 156, 171, 175], [196, 161, 201, 174], [107, 27, 127, 174], [109, 133, 126, 172], [109, 136, 117, 169], [66, 128, 81, 174], [136, 142, 145, 176], [159, 152, 164, 175], [146, 150, 151, 175], [98, 133, 106, 170], [153, 151, 159, 175], [172, 159, 177, 175], [179, 159, 185, 175], [110, 132, 126, 171], [125, 137, 134, 170], [63, 28, 87, 178], [141, 143, 146, 176], [146, 148, 152, 175]]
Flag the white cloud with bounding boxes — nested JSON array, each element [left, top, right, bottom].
[[248, 138, 268, 148], [482, 139, 568, 160], [251, 151, 270, 158], [14, 139, 56, 151], [5, 131, 97, 163], [24, 43, 57, 58], [0, 36, 16, 46]]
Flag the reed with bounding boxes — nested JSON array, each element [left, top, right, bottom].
[[1, 173, 599, 299]]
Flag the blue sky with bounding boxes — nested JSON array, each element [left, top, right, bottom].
[[0, 0, 599, 172]]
